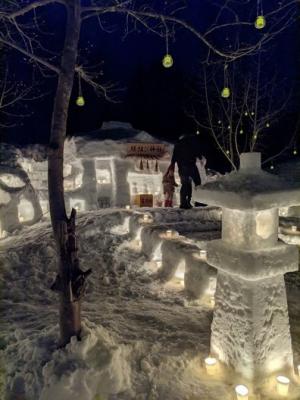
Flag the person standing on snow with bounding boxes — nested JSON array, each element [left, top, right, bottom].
[[162, 165, 178, 207], [170, 133, 203, 209]]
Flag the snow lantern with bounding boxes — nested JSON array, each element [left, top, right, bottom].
[[76, 96, 85, 106], [162, 54, 173, 68], [255, 15, 266, 29], [221, 87, 230, 98], [276, 375, 290, 396], [193, 152, 300, 381]]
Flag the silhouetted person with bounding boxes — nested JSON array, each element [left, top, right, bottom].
[[171, 134, 203, 209]]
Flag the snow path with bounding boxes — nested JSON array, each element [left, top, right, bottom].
[[0, 209, 300, 400]]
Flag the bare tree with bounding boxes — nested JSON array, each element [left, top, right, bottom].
[[0, 0, 297, 345], [187, 44, 298, 170]]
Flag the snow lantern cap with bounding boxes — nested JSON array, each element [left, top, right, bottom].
[[192, 152, 300, 210]]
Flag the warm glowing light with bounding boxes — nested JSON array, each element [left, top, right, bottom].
[[255, 15, 266, 29], [143, 214, 150, 222], [125, 205, 130, 210], [166, 229, 173, 238], [156, 261, 162, 268], [244, 111, 248, 116], [196, 130, 200, 135], [276, 375, 290, 396], [221, 87, 230, 98], [251, 111, 255, 116], [76, 96, 85, 106], [291, 225, 298, 232], [253, 134, 257, 140], [199, 249, 207, 260], [235, 384, 249, 399], [204, 357, 217, 375], [239, 129, 244, 134], [266, 122, 270, 127], [293, 149, 298, 155], [162, 54, 173, 68]]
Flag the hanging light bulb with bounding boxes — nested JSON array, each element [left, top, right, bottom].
[[293, 148, 298, 155], [239, 129, 244, 134], [270, 163, 274, 170], [162, 54, 173, 68], [266, 122, 270, 127], [221, 87, 230, 98], [218, 120, 222, 124], [255, 15, 266, 29], [76, 96, 85, 107], [251, 111, 255, 116], [244, 111, 248, 116]]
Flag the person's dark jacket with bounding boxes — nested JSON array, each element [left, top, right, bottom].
[[171, 135, 202, 168]]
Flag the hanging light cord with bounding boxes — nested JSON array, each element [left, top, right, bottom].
[[162, 17, 169, 54], [78, 73, 82, 97], [257, 0, 263, 15]]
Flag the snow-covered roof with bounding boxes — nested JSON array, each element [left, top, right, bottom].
[[70, 121, 173, 159]]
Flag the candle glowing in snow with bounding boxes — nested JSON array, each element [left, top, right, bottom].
[[143, 214, 150, 222], [204, 357, 217, 375], [235, 385, 249, 399], [291, 225, 298, 232], [276, 376, 290, 396], [200, 250, 207, 260], [166, 230, 172, 238]]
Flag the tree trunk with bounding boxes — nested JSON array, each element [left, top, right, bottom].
[[48, 0, 90, 346]]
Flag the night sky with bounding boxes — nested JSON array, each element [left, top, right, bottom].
[[1, 0, 300, 170]]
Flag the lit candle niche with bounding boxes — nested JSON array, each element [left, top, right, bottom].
[[173, 260, 185, 286], [69, 198, 86, 213], [199, 249, 207, 260], [18, 198, 35, 223], [96, 169, 111, 184]]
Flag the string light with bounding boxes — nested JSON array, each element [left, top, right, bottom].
[[293, 148, 298, 155], [221, 63, 230, 98], [266, 122, 270, 127], [76, 74, 85, 106], [244, 111, 248, 116], [255, 0, 266, 29], [239, 129, 244, 134], [162, 22, 173, 68]]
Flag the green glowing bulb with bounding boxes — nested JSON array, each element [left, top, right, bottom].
[[76, 96, 85, 106], [162, 54, 173, 68], [255, 15, 266, 30], [221, 87, 230, 98]]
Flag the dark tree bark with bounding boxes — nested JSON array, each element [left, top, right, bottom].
[[48, 0, 90, 346]]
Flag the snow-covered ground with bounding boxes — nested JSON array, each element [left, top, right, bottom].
[[0, 208, 300, 400]]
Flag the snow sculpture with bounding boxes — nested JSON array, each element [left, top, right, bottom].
[[193, 152, 300, 381]]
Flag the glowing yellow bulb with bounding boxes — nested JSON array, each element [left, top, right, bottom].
[[162, 54, 173, 68], [255, 15, 266, 29], [221, 87, 230, 98], [293, 149, 298, 155], [76, 96, 85, 106]]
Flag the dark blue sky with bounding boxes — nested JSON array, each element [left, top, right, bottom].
[[1, 0, 300, 167]]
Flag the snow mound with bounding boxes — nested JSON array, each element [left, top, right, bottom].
[[41, 321, 132, 400]]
